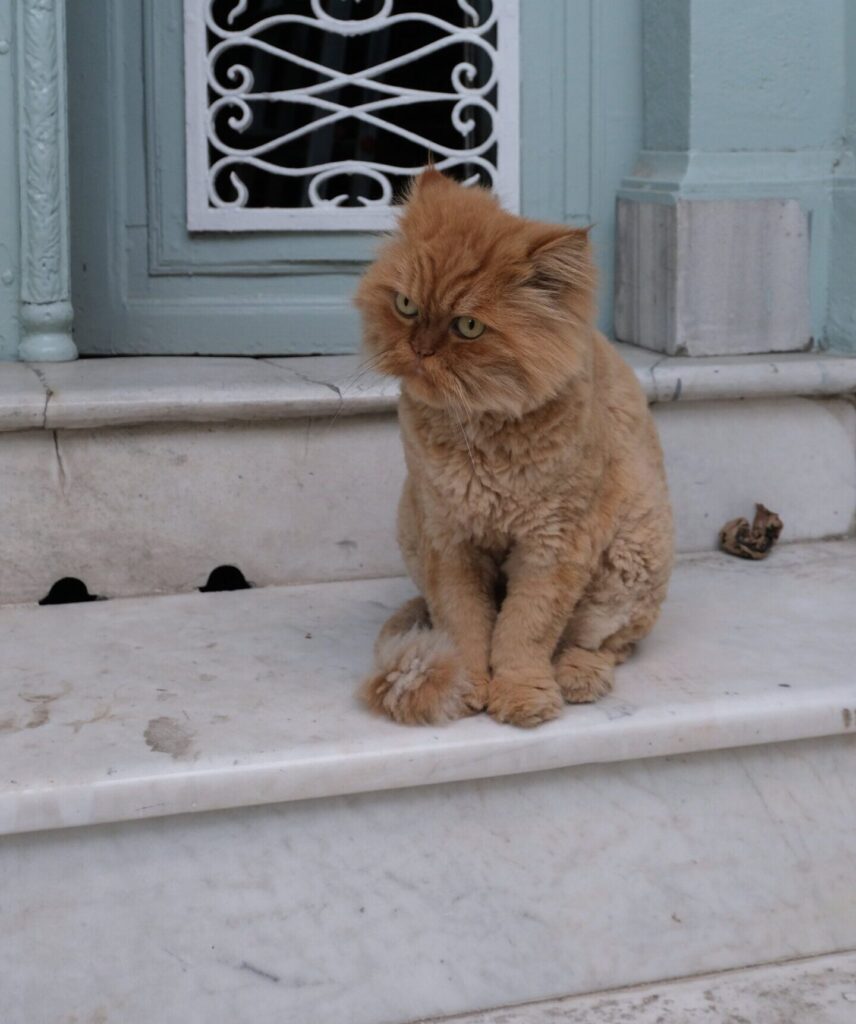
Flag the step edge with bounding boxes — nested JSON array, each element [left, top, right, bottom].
[[418, 948, 856, 1024], [1, 348, 854, 433], [3, 683, 853, 839]]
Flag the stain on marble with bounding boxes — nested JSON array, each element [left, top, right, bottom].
[[239, 961, 280, 984], [144, 716, 196, 760], [604, 701, 637, 721], [19, 688, 70, 730], [843, 708, 853, 729], [64, 705, 115, 734], [25, 706, 50, 730]]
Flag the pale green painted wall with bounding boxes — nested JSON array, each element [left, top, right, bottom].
[[0, 0, 19, 361], [2, 0, 853, 357], [690, 0, 846, 151], [828, 0, 856, 353], [66, 0, 642, 355], [641, 0, 690, 152], [644, 0, 848, 153], [634, 0, 856, 353]]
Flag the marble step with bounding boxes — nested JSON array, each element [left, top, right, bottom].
[[2, 539, 855, 837], [2, 541, 856, 1023], [424, 950, 856, 1024], [5, 347, 856, 433], [1, 349, 855, 604]]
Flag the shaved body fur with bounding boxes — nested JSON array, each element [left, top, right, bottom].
[[355, 171, 673, 727]]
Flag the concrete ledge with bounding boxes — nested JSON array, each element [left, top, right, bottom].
[[1, 540, 855, 836], [647, 350, 856, 402], [0, 346, 853, 432], [1, 397, 853, 603], [440, 951, 856, 1024]]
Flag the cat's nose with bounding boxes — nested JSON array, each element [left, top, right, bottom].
[[410, 333, 439, 357]]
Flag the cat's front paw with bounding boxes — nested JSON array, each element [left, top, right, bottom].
[[487, 672, 563, 728]]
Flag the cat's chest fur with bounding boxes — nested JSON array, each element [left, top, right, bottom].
[[402, 399, 575, 547]]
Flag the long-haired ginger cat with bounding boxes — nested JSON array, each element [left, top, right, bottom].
[[355, 170, 673, 728]]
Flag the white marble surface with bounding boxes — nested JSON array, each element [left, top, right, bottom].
[[36, 355, 376, 429], [648, 348, 856, 403], [1, 396, 853, 603], [443, 951, 856, 1023], [0, 416, 406, 604], [0, 347, 853, 432], [0, 362, 47, 430], [615, 198, 811, 356], [3, 737, 855, 1024], [656, 397, 856, 550], [1, 541, 855, 836]]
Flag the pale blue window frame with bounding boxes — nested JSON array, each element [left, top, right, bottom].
[[67, 0, 642, 356]]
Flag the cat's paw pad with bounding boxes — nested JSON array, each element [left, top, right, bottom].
[[487, 673, 563, 728], [360, 653, 480, 725], [555, 646, 614, 703]]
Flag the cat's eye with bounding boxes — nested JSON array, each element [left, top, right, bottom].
[[453, 316, 486, 340], [394, 293, 419, 318]]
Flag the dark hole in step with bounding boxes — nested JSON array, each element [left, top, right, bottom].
[[39, 577, 102, 605], [199, 565, 252, 593]]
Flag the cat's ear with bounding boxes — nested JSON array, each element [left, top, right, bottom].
[[411, 164, 449, 196], [404, 165, 448, 208], [525, 224, 594, 295]]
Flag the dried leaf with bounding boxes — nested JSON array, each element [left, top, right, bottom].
[[719, 504, 783, 560]]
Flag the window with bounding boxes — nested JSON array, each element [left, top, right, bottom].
[[68, 1, 639, 355], [184, 0, 519, 230]]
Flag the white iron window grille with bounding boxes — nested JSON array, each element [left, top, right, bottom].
[[183, 0, 519, 231]]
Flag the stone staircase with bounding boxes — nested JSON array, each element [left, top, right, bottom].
[[1, 346, 855, 1023], [424, 952, 856, 1022]]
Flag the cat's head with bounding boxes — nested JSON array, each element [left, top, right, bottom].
[[355, 169, 596, 417]]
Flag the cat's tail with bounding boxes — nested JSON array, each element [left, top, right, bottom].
[[359, 597, 486, 724]]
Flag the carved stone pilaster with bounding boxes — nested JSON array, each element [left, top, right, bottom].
[[16, 0, 77, 361], [614, 0, 850, 356]]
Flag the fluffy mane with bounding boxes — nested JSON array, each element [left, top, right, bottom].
[[355, 169, 597, 418]]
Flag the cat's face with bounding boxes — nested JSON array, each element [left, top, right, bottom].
[[355, 170, 596, 417]]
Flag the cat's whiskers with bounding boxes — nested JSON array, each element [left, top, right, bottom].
[[448, 377, 477, 474], [453, 367, 487, 419], [338, 352, 386, 394], [322, 352, 389, 432]]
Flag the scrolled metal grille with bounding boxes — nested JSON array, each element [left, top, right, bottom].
[[184, 0, 519, 230]]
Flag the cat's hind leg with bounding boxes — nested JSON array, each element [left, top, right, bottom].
[[359, 598, 487, 724], [555, 534, 671, 704]]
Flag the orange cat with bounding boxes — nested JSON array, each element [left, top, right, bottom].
[[355, 170, 673, 728]]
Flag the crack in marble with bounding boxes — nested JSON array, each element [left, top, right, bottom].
[[51, 429, 67, 491], [26, 363, 53, 428], [239, 961, 281, 984]]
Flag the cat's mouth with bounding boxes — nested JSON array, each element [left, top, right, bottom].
[[380, 345, 439, 384], [399, 354, 455, 406], [377, 343, 519, 415], [404, 358, 438, 388]]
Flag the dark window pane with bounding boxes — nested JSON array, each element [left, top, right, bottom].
[[206, 0, 499, 210]]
